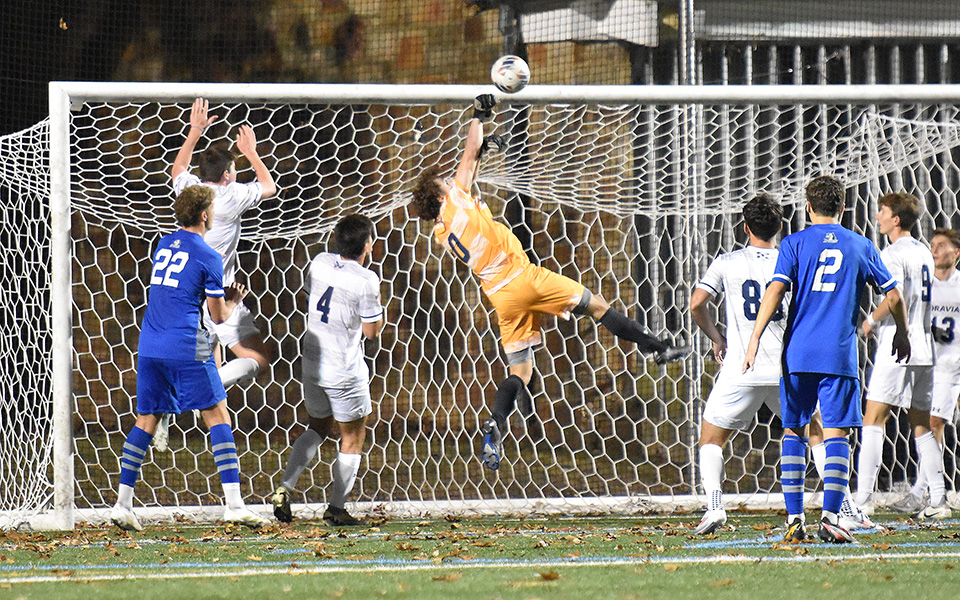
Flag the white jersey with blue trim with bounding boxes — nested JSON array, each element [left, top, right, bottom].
[[932, 269, 960, 374], [696, 246, 787, 385], [302, 253, 383, 388], [874, 236, 936, 367]]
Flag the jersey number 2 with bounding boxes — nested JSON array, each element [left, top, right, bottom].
[[150, 249, 189, 288], [812, 249, 843, 292], [316, 286, 334, 323]]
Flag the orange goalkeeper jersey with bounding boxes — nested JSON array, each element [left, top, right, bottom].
[[433, 180, 529, 294]]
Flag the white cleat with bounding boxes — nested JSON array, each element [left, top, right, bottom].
[[693, 510, 727, 535], [838, 498, 879, 531], [223, 507, 270, 529], [152, 414, 171, 452], [110, 505, 143, 532], [914, 499, 952, 521]]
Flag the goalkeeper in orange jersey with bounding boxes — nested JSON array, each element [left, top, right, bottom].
[[410, 94, 689, 470]]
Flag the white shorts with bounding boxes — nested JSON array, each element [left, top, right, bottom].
[[702, 373, 780, 431], [866, 364, 934, 411], [203, 302, 262, 348], [303, 380, 372, 423], [931, 369, 960, 421]]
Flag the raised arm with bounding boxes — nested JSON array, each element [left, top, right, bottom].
[[172, 98, 218, 181], [207, 282, 248, 324], [235, 125, 277, 199], [454, 94, 496, 191], [743, 280, 788, 373], [690, 287, 727, 363], [884, 286, 911, 363]]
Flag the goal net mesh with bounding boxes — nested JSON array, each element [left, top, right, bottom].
[[3, 89, 960, 526]]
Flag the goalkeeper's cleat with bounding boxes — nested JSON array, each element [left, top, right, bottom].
[[110, 505, 143, 532], [783, 516, 806, 543], [152, 414, 171, 452], [914, 499, 952, 521], [838, 498, 878, 531], [654, 344, 691, 365], [480, 418, 503, 470], [817, 518, 855, 544], [693, 510, 727, 535], [888, 492, 925, 514], [271, 485, 293, 523], [223, 507, 269, 529], [323, 505, 363, 527]]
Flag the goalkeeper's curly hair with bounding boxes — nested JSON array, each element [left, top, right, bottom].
[[175, 185, 214, 227], [411, 166, 445, 221]]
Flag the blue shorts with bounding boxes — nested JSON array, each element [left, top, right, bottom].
[[136, 356, 226, 415], [780, 373, 862, 429]]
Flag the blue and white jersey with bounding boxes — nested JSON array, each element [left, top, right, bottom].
[[933, 269, 960, 375], [302, 253, 383, 388], [874, 236, 936, 367], [773, 223, 896, 377], [138, 229, 226, 362]]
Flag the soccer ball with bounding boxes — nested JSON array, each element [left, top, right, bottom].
[[490, 55, 530, 94]]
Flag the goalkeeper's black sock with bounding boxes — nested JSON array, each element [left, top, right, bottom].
[[599, 308, 667, 353], [491, 375, 524, 429]]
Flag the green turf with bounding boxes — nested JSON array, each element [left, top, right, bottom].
[[2, 512, 960, 599]]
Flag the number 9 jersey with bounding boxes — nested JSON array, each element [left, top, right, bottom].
[[139, 229, 226, 362]]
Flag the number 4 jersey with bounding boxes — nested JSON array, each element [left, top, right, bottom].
[[302, 253, 383, 388], [139, 229, 225, 362], [773, 223, 896, 378], [696, 246, 787, 385]]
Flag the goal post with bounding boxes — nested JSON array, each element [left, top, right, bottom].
[[10, 82, 960, 530]]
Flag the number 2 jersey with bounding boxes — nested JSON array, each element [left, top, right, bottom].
[[696, 246, 787, 385], [873, 236, 936, 368], [933, 269, 960, 377], [773, 223, 896, 378], [302, 253, 383, 388], [138, 229, 226, 362]]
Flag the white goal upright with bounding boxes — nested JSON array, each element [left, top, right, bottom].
[[3, 82, 960, 529]]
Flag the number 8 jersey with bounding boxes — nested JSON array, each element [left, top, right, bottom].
[[139, 229, 225, 362]]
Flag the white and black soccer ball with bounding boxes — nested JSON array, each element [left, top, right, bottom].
[[490, 55, 530, 94]]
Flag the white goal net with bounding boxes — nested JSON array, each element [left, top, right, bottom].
[[3, 83, 960, 529]]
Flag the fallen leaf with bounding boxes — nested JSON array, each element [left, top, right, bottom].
[[664, 564, 680, 571], [432, 573, 463, 582], [248, 555, 262, 561], [711, 579, 734, 587], [539, 570, 561, 581]]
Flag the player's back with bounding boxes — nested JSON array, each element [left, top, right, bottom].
[[302, 253, 382, 388], [875, 236, 935, 366], [139, 229, 224, 362], [698, 246, 786, 384], [932, 269, 960, 373], [774, 223, 895, 377]]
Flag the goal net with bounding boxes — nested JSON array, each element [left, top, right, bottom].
[[3, 83, 960, 529]]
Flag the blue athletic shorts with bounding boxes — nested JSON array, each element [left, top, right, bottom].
[[136, 356, 226, 415], [780, 373, 862, 429]]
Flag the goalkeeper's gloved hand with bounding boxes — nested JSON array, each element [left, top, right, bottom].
[[478, 134, 505, 157], [932, 323, 952, 344], [473, 94, 497, 122]]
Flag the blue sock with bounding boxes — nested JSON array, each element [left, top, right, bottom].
[[822, 436, 850, 518], [119, 426, 152, 487], [781, 435, 808, 517], [210, 423, 240, 485]]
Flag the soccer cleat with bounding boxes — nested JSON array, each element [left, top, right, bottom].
[[914, 499, 952, 521], [817, 518, 855, 544], [654, 344, 691, 365], [152, 414, 171, 452], [323, 505, 363, 527], [110, 505, 143, 532], [480, 418, 503, 470], [888, 492, 925, 514], [693, 510, 727, 535], [223, 507, 270, 529], [783, 516, 806, 543], [271, 485, 293, 523], [838, 498, 878, 531]]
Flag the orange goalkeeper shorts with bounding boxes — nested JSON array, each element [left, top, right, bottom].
[[486, 264, 586, 354]]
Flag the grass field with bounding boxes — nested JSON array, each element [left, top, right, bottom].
[[2, 511, 960, 600]]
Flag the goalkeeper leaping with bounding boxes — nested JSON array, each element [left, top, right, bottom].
[[410, 94, 689, 470]]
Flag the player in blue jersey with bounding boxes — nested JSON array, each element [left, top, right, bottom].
[[110, 185, 269, 531], [743, 175, 910, 544]]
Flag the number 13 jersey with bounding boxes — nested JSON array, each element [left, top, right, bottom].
[[302, 253, 383, 388]]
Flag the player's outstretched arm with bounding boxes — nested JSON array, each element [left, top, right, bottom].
[[236, 125, 277, 198], [454, 94, 495, 191], [690, 288, 727, 363], [742, 280, 787, 373], [172, 98, 218, 180], [884, 287, 911, 363], [207, 282, 248, 324]]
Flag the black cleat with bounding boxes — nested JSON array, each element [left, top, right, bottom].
[[783, 516, 806, 543], [817, 518, 855, 544], [271, 485, 293, 523], [323, 505, 363, 527]]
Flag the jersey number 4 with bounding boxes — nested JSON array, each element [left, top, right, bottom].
[[316, 286, 334, 323], [150, 249, 189, 288]]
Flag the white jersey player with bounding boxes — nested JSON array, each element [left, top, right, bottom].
[[153, 98, 278, 452], [856, 193, 947, 520], [271, 214, 383, 527]]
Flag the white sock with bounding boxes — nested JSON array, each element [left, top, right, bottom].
[[855, 425, 885, 505], [219, 357, 260, 389], [915, 431, 945, 505], [222, 482, 244, 510], [117, 483, 135, 509], [911, 467, 928, 499], [330, 452, 362, 510], [281, 429, 324, 491], [699, 444, 725, 512]]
